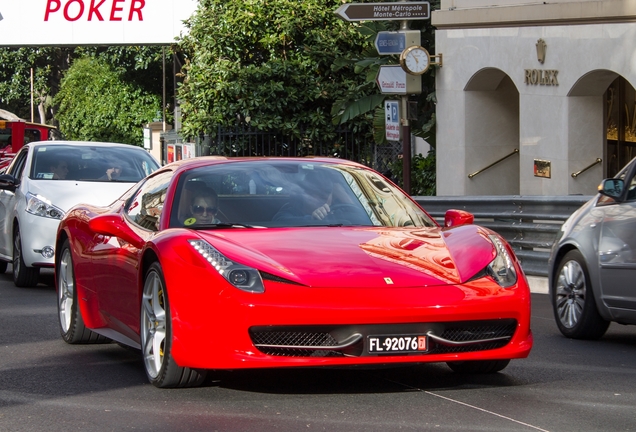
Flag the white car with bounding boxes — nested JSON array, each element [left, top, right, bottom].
[[0, 141, 159, 287]]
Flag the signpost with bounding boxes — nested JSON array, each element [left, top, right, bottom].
[[335, 1, 435, 194], [374, 30, 421, 55], [385, 100, 400, 141], [376, 66, 421, 95], [335, 2, 430, 22]]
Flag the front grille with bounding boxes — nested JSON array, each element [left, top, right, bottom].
[[249, 319, 517, 358], [428, 321, 517, 354], [251, 331, 343, 357]]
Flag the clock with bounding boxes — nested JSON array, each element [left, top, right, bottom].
[[399, 46, 430, 75]]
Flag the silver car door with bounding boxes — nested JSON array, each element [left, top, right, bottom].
[[599, 168, 636, 311]]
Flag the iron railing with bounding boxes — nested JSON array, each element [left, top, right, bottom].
[[414, 195, 593, 277]]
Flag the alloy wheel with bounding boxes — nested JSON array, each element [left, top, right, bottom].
[[555, 259, 586, 329], [141, 270, 167, 379], [58, 248, 74, 333]]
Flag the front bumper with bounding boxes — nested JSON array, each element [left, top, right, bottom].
[[163, 258, 533, 370], [19, 212, 60, 267]]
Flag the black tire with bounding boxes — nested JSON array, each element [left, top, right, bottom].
[[552, 250, 610, 340], [0, 260, 8, 274], [447, 359, 510, 374], [13, 225, 40, 287], [57, 239, 110, 344], [141, 262, 207, 388]]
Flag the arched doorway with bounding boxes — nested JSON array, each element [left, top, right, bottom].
[[568, 70, 636, 192], [605, 76, 636, 177], [463, 68, 520, 195]]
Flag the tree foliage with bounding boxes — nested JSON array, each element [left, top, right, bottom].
[[0, 47, 72, 123], [0, 46, 167, 144], [54, 57, 160, 145], [176, 0, 373, 139]]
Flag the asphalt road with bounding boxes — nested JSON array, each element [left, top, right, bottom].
[[1, 269, 635, 432]]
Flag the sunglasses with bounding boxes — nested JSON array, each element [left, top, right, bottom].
[[192, 205, 218, 215]]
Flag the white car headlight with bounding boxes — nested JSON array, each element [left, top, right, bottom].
[[25, 192, 65, 220], [188, 239, 265, 293], [485, 235, 517, 288]]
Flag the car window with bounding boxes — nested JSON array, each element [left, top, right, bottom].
[[30, 144, 159, 182], [124, 171, 173, 231], [7, 147, 29, 179]]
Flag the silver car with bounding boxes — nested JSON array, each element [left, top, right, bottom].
[[549, 157, 636, 339], [0, 141, 159, 287]]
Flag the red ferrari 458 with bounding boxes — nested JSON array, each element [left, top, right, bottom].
[[55, 157, 532, 387]]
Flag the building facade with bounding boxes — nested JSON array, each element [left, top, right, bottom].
[[432, 0, 636, 195]]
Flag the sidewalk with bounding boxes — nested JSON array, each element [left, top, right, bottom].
[[527, 276, 548, 294]]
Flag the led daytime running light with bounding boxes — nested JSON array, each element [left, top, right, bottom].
[[188, 239, 265, 293]]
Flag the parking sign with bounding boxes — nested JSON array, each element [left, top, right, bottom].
[[385, 100, 400, 141]]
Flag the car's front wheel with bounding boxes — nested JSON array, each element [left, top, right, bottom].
[[446, 359, 510, 374], [553, 250, 609, 340], [13, 225, 39, 287], [57, 239, 109, 344], [141, 262, 207, 388]]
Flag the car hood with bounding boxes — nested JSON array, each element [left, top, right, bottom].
[[196, 225, 497, 288], [26, 180, 134, 212]]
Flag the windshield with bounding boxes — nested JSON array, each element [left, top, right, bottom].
[[169, 160, 436, 229], [30, 144, 159, 182]]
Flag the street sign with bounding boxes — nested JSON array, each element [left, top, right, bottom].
[[376, 66, 422, 95], [335, 2, 430, 22], [385, 100, 401, 141], [375, 30, 421, 55]]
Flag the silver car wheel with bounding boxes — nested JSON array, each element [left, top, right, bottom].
[[555, 259, 586, 329], [13, 230, 21, 275], [58, 248, 74, 333], [141, 269, 167, 379]]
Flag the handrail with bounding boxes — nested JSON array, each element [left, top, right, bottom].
[[468, 149, 519, 179], [571, 158, 602, 178]]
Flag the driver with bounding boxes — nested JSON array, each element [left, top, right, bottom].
[[274, 172, 350, 222], [184, 187, 221, 226]]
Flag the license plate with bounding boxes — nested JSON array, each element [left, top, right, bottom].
[[367, 334, 428, 354]]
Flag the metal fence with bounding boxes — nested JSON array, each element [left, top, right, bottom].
[[196, 126, 400, 174], [414, 195, 593, 277]]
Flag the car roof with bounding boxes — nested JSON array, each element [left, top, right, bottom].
[[165, 156, 368, 174], [27, 140, 144, 149]]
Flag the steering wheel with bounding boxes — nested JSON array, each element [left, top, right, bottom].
[[328, 203, 370, 224]]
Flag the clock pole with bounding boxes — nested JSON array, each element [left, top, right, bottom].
[[400, 20, 412, 194]]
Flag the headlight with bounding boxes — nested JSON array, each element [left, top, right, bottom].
[[25, 192, 65, 220], [485, 235, 517, 288], [188, 239, 265, 293]]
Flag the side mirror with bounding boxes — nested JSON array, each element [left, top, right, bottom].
[[598, 178, 624, 200], [88, 213, 144, 249], [0, 174, 18, 192], [444, 209, 474, 228]]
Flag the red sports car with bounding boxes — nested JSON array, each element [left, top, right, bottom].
[[56, 157, 532, 388]]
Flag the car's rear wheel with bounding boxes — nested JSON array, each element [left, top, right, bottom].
[[446, 359, 510, 374], [57, 239, 109, 344], [13, 225, 39, 287], [553, 250, 609, 340], [141, 262, 207, 388]]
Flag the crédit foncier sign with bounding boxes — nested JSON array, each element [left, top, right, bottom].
[[0, 0, 197, 45]]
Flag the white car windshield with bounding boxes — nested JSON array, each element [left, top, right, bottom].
[[30, 144, 159, 182]]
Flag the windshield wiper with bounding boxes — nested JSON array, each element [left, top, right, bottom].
[[187, 223, 261, 229]]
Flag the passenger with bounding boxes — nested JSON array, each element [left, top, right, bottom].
[[184, 187, 221, 226], [50, 159, 69, 180], [100, 161, 124, 181]]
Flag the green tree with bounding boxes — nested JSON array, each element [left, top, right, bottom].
[[54, 57, 160, 145], [0, 47, 72, 123], [176, 0, 373, 140]]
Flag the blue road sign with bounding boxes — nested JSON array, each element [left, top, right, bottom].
[[375, 32, 406, 55]]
